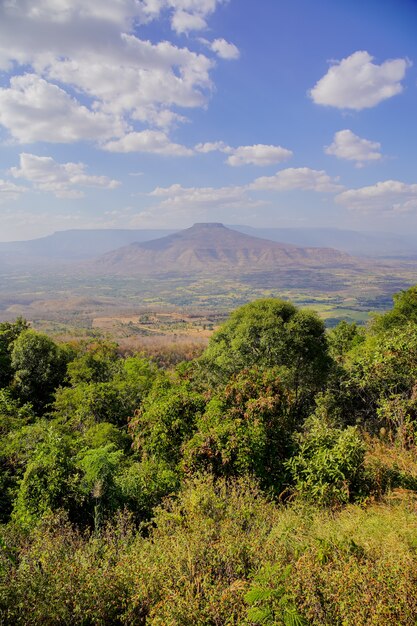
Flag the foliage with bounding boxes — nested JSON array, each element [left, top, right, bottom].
[[3, 481, 417, 625], [201, 299, 330, 419], [77, 444, 124, 531], [11, 426, 77, 529], [3, 286, 417, 622], [245, 564, 307, 625], [129, 374, 206, 466], [182, 367, 296, 490], [66, 340, 119, 384], [286, 417, 366, 506], [372, 285, 417, 332], [327, 320, 364, 361], [0, 318, 29, 389], [11, 330, 68, 412]]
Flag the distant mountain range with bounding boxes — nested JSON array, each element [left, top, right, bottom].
[[85, 223, 359, 276], [0, 224, 416, 270]]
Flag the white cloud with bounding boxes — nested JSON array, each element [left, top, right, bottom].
[[336, 180, 417, 213], [149, 182, 252, 209], [210, 38, 240, 60], [195, 141, 231, 153], [195, 141, 293, 166], [171, 10, 207, 33], [0, 179, 27, 202], [0, 0, 228, 148], [0, 75, 125, 143], [325, 130, 382, 166], [10, 153, 120, 198], [147, 165, 342, 216], [104, 130, 193, 155], [310, 51, 410, 110], [167, 0, 225, 33], [250, 167, 343, 192], [226, 144, 293, 167]]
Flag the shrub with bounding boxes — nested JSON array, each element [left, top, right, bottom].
[[286, 417, 366, 506]]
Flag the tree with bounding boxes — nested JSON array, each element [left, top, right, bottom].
[[77, 444, 124, 532], [66, 340, 119, 385], [200, 299, 330, 412], [182, 367, 296, 490], [0, 317, 29, 389], [12, 426, 76, 528], [11, 330, 68, 412], [129, 374, 206, 467], [372, 286, 417, 332]]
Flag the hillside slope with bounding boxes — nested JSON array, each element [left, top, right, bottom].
[[87, 222, 360, 275]]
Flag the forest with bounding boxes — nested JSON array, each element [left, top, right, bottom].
[[2, 289, 417, 625]]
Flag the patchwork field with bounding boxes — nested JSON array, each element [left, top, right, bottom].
[[1, 259, 417, 342]]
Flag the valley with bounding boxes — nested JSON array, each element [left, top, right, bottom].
[[1, 224, 416, 340]]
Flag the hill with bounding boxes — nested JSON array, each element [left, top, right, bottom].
[[86, 222, 360, 276], [0, 228, 176, 265], [1, 226, 416, 267], [232, 226, 417, 258]]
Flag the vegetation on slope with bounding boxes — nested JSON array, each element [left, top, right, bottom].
[[1, 289, 417, 623]]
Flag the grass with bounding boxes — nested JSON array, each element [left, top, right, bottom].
[[3, 476, 417, 625]]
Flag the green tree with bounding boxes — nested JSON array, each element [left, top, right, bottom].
[[0, 317, 29, 388], [12, 426, 76, 528], [77, 444, 124, 532], [201, 299, 330, 413], [66, 340, 119, 385], [182, 367, 296, 490], [129, 374, 206, 467], [372, 286, 417, 332], [11, 330, 68, 411], [328, 320, 364, 361]]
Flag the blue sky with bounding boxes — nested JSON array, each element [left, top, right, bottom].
[[1, 0, 417, 241]]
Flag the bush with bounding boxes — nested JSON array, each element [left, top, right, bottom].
[[286, 417, 366, 506]]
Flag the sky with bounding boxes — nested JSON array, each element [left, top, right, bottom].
[[1, 0, 417, 241]]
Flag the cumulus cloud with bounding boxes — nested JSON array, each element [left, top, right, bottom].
[[194, 141, 293, 166], [250, 167, 343, 192], [325, 130, 382, 166], [104, 130, 193, 155], [0, 179, 27, 202], [0, 0, 228, 149], [210, 38, 240, 60], [336, 180, 417, 213], [0, 75, 126, 144], [10, 153, 120, 198], [226, 144, 293, 167], [310, 51, 410, 110]]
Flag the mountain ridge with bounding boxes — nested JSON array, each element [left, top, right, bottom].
[[85, 222, 360, 276]]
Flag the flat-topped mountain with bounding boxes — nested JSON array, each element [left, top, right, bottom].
[[87, 222, 359, 275]]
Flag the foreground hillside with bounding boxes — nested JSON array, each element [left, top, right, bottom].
[[2, 288, 417, 623]]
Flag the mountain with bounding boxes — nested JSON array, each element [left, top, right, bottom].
[[0, 228, 176, 265], [230, 226, 417, 258], [86, 223, 360, 276], [1, 226, 416, 268]]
